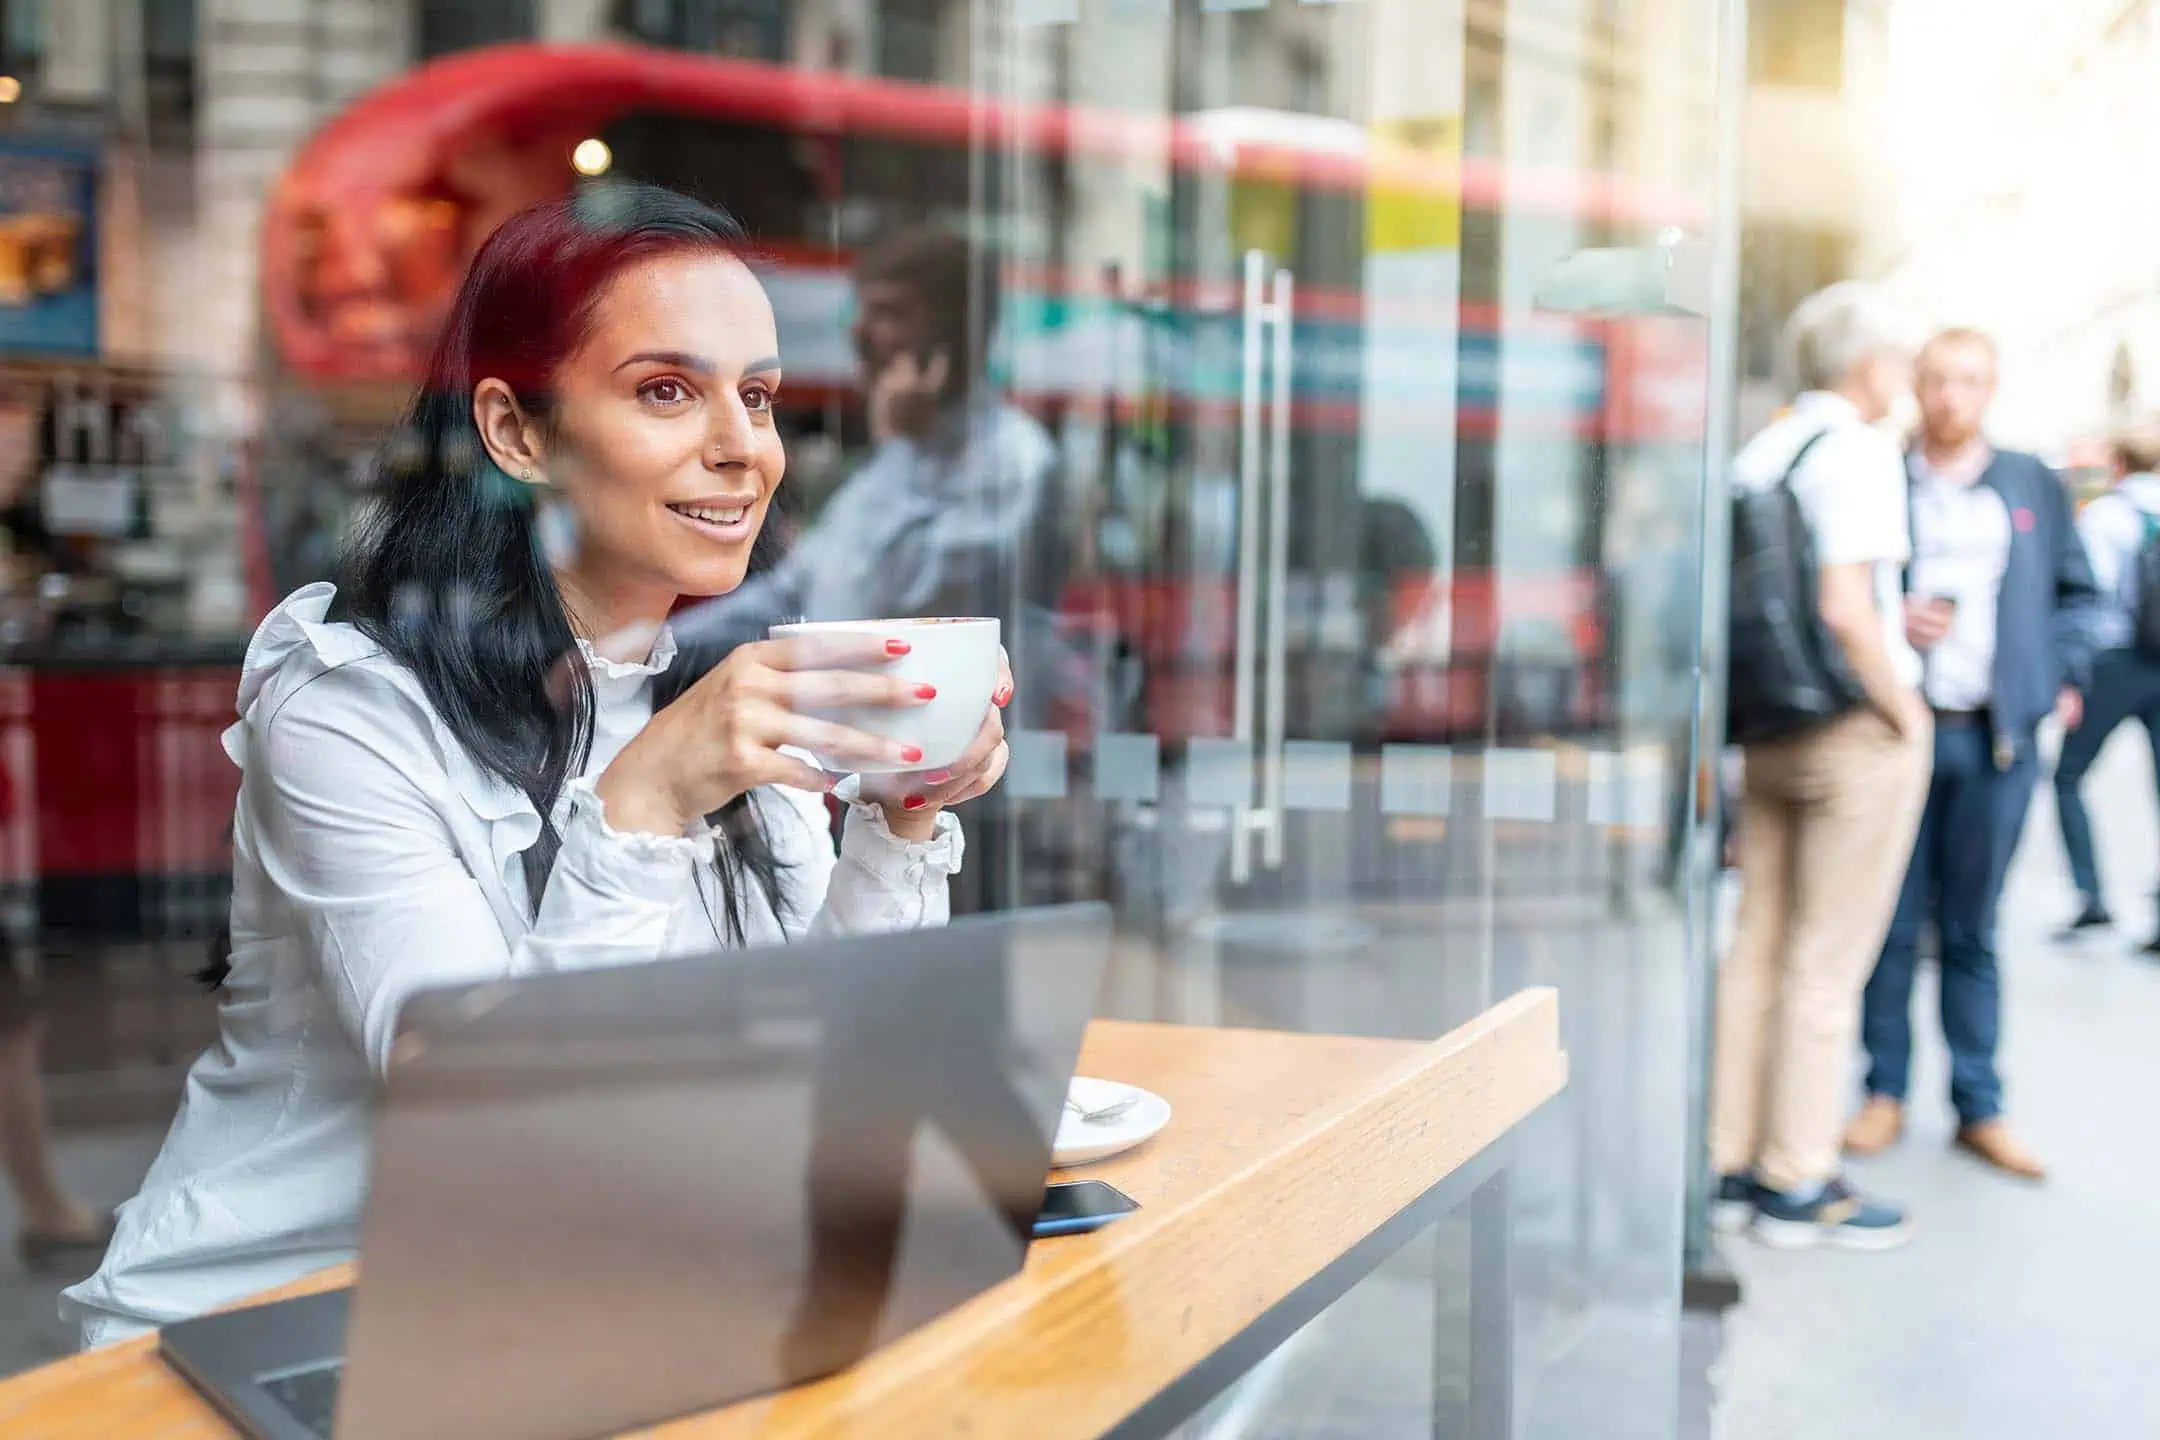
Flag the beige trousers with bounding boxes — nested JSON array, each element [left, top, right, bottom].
[[1709, 708, 1932, 1192]]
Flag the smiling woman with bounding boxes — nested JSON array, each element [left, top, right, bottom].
[[59, 183, 1012, 1349], [478, 259, 791, 623]]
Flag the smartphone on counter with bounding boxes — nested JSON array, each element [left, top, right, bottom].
[[1032, 1180, 1140, 1238]]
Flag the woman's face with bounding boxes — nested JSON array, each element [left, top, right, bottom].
[[528, 250, 785, 612]]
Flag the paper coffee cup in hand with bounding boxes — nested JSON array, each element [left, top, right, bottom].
[[769, 617, 1001, 774]]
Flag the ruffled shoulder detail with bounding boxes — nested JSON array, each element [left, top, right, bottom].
[[228, 583, 542, 893], [230, 582, 378, 723]]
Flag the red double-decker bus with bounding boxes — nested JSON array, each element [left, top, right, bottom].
[[258, 42, 1710, 746]]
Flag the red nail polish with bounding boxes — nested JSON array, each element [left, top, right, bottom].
[[900, 745, 923, 763], [903, 794, 926, 811], [915, 683, 938, 699], [994, 683, 1012, 707], [885, 639, 911, 656]]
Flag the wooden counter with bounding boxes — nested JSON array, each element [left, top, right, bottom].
[[0, 989, 1567, 1439]]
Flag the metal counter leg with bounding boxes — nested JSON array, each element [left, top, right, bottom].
[[1467, 1165, 1514, 1440]]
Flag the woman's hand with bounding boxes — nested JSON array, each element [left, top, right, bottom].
[[860, 649, 1014, 840], [594, 631, 934, 838]]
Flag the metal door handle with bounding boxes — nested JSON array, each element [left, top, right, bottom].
[[1230, 249, 1268, 883], [1260, 267, 1294, 869], [1229, 252, 1296, 882]]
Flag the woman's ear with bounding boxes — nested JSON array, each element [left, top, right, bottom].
[[472, 378, 547, 485]]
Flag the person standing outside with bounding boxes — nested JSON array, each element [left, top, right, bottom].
[[2052, 424, 2160, 946], [1708, 283, 1933, 1250], [1845, 328, 2099, 1181]]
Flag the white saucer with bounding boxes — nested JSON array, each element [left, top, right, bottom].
[[1052, 1076, 1171, 1169]]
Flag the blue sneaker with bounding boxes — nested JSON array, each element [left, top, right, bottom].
[[1751, 1177, 1913, 1251], [1710, 1172, 1759, 1234]]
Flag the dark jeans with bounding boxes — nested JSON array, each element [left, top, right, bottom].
[[2054, 647, 2160, 907], [1863, 716, 2039, 1125]]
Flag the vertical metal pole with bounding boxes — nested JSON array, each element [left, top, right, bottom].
[[1681, 0, 1750, 1275], [1464, 1166, 1515, 1440]]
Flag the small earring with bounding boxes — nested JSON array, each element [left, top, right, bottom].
[[520, 465, 535, 484]]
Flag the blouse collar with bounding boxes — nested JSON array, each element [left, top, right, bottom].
[[574, 625, 678, 684]]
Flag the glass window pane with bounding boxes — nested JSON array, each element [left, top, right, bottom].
[[0, 5, 1730, 1435]]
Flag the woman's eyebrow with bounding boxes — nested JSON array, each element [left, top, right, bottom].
[[613, 350, 715, 374], [610, 351, 783, 376]]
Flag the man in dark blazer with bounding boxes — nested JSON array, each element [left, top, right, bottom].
[[1845, 327, 2099, 1181]]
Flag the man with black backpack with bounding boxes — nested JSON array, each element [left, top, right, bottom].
[[1709, 283, 1934, 1251], [2051, 423, 2160, 947]]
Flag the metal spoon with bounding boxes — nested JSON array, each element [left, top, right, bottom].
[[1063, 1089, 1142, 1125]]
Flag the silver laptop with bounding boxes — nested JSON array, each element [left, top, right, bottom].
[[159, 903, 1113, 1440]]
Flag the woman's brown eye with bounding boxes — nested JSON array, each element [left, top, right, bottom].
[[744, 384, 776, 413], [640, 378, 689, 406]]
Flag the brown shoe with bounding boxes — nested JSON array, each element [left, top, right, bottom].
[[1955, 1121, 2047, 1181], [1843, 1096, 1905, 1155]]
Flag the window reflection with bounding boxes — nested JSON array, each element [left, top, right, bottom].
[[0, 4, 1724, 1433]]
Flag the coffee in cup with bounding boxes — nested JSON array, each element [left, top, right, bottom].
[[768, 616, 1001, 774]]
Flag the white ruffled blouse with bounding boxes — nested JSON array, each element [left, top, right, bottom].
[[61, 583, 962, 1347]]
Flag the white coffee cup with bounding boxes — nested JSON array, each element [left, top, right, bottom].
[[768, 616, 1001, 774]]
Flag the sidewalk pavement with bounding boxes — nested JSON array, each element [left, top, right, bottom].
[[1717, 720, 2160, 1439], [0, 1124, 163, 1371]]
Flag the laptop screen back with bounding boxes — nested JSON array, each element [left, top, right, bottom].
[[334, 903, 1110, 1440]]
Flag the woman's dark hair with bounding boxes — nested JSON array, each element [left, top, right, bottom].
[[202, 184, 791, 987]]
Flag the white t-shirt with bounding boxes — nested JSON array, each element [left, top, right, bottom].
[[1908, 452, 2010, 710], [1730, 391, 1922, 688]]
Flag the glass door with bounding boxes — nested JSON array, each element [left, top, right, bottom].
[[976, 0, 1494, 1430], [979, 0, 1495, 1025], [198, 0, 1727, 1428], [967, 0, 1727, 1434]]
